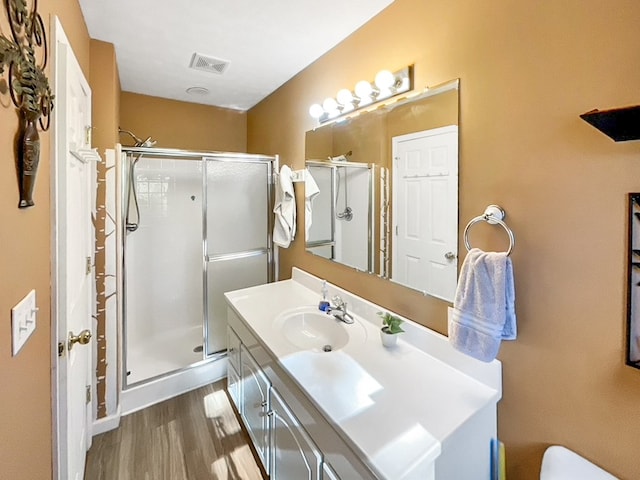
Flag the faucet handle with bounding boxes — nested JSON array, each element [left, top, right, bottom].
[[331, 295, 344, 308]]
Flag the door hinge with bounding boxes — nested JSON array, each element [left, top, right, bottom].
[[85, 125, 93, 145], [86, 257, 92, 275], [86, 385, 91, 404]]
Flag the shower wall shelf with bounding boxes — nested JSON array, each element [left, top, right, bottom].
[[627, 193, 640, 369], [580, 105, 640, 142]]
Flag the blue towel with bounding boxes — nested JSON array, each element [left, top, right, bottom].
[[449, 248, 516, 362]]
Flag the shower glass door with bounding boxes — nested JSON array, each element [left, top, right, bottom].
[[204, 157, 272, 356], [124, 157, 204, 384]]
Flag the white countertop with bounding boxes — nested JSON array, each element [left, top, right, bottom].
[[225, 271, 501, 480]]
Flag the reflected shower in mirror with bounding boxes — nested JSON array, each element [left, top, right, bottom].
[[305, 78, 459, 302], [306, 160, 374, 272]]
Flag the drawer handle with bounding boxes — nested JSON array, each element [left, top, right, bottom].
[[261, 401, 268, 407]]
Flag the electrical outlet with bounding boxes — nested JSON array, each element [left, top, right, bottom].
[[11, 290, 37, 356]]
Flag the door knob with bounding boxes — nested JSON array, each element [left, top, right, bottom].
[[444, 251, 456, 260], [68, 329, 92, 351]]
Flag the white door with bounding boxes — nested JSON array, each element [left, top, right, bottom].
[[53, 18, 94, 480], [392, 126, 458, 302]]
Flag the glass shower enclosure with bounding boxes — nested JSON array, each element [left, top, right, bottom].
[[121, 147, 277, 387]]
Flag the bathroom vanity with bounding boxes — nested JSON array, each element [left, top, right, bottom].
[[224, 268, 502, 480]]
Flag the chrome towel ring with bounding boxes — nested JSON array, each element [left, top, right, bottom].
[[463, 204, 515, 256]]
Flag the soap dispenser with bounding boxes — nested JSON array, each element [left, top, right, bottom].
[[319, 280, 330, 312]]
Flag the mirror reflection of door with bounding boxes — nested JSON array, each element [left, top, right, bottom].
[[391, 126, 458, 301], [304, 78, 459, 300]]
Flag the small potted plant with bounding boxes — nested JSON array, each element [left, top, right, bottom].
[[378, 311, 404, 347]]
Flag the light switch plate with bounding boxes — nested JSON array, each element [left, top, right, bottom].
[[12, 289, 37, 356]]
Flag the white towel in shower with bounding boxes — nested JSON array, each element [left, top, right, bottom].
[[273, 165, 296, 248], [304, 168, 320, 237], [449, 248, 516, 362]]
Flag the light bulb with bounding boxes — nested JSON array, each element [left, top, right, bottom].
[[309, 103, 324, 119], [336, 89, 354, 106], [375, 70, 396, 90], [322, 97, 338, 112], [355, 80, 374, 99]]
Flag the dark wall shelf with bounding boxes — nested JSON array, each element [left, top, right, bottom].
[[580, 105, 640, 142]]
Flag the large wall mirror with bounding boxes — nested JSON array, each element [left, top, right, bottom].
[[305, 78, 459, 302]]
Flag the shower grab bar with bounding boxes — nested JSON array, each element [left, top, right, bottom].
[[463, 204, 515, 256], [306, 160, 373, 169], [306, 240, 336, 248], [207, 248, 269, 263]]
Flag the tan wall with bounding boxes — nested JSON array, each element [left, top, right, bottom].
[[0, 2, 90, 479], [91, 40, 120, 156], [248, 1, 640, 478], [119, 92, 247, 152]]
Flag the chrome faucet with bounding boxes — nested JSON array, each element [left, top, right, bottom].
[[330, 295, 354, 324]]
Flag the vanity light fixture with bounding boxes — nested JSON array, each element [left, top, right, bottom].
[[308, 65, 413, 124]]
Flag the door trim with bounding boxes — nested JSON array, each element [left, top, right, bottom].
[[50, 16, 94, 480]]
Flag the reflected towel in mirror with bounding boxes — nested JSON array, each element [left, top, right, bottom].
[[273, 165, 296, 248], [304, 168, 320, 237]]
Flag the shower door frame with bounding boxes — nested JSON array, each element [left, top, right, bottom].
[[120, 147, 278, 389]]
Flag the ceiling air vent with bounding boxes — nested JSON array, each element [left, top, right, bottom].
[[189, 52, 230, 75]]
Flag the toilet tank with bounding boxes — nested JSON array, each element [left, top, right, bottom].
[[540, 446, 618, 480]]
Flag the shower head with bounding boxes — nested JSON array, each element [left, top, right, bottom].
[[119, 128, 156, 148], [139, 136, 157, 148]]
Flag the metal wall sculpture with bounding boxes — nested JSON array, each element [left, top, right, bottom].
[[0, 0, 54, 208]]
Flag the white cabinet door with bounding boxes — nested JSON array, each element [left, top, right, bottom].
[[322, 462, 341, 480], [227, 327, 242, 412], [227, 327, 242, 372], [270, 388, 322, 480], [240, 345, 271, 472], [227, 363, 241, 412]]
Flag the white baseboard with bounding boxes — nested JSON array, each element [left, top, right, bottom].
[[121, 358, 227, 416], [92, 405, 121, 436]]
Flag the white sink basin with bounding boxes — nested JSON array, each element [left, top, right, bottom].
[[274, 306, 354, 352]]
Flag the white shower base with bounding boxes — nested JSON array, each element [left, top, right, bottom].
[[122, 325, 228, 416], [126, 325, 204, 385], [121, 356, 227, 415]]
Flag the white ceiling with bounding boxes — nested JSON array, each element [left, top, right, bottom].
[[78, 0, 394, 111]]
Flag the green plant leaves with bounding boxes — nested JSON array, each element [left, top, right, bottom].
[[377, 311, 405, 334]]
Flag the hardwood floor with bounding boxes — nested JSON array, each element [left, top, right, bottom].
[[85, 380, 267, 480]]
